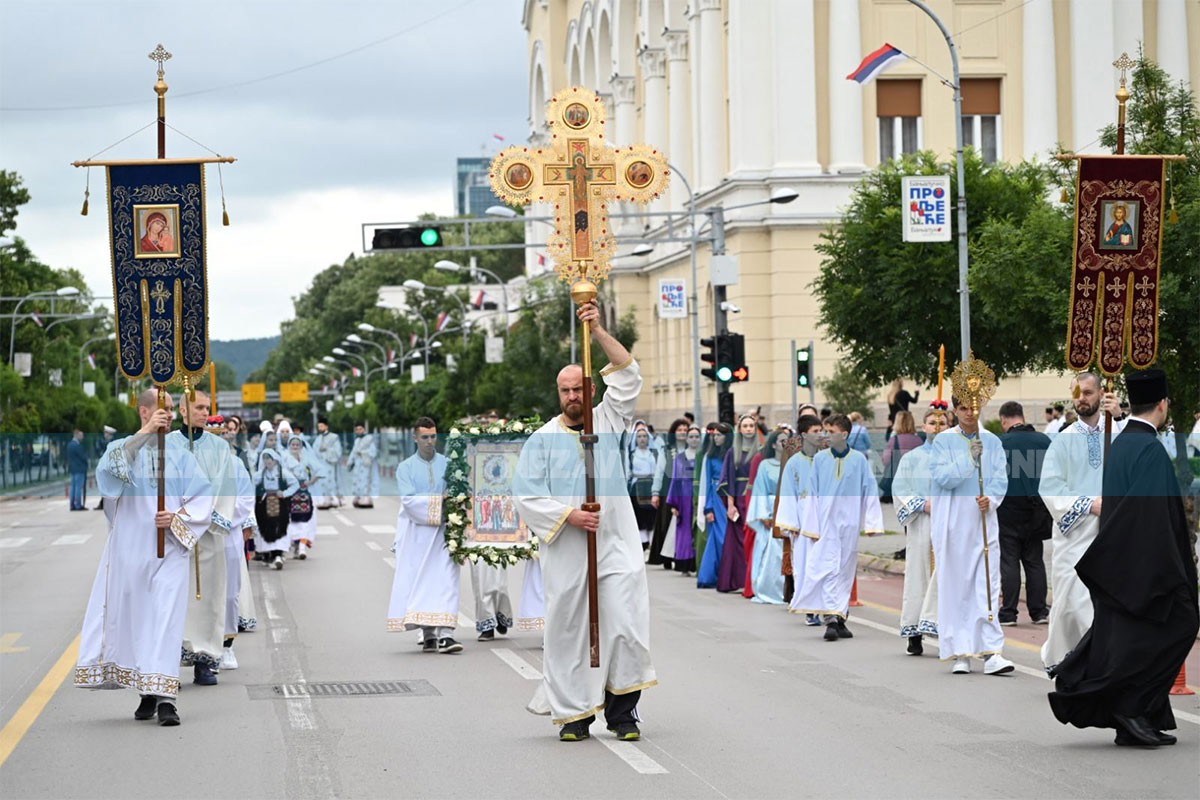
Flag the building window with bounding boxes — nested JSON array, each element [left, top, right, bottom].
[[961, 78, 1002, 163], [877, 79, 922, 162]]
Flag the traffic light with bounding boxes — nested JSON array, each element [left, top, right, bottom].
[[371, 225, 443, 250], [727, 333, 748, 383], [796, 344, 813, 388], [700, 335, 727, 382], [718, 391, 736, 425]]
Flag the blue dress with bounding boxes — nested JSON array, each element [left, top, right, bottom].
[[696, 456, 727, 588]]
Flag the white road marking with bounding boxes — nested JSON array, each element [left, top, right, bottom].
[[287, 697, 316, 730], [0, 538, 32, 548], [333, 512, 354, 527], [597, 737, 670, 774], [362, 524, 395, 535], [382, 556, 396, 569], [52, 534, 92, 545], [364, 541, 382, 551], [261, 577, 283, 621], [849, 615, 1200, 726], [316, 525, 338, 537], [492, 648, 543, 680]]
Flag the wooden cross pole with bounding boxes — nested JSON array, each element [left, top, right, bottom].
[[150, 43, 173, 559], [490, 87, 668, 667]]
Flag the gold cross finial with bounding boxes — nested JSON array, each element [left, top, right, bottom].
[[1113, 52, 1135, 87], [148, 43, 172, 78]]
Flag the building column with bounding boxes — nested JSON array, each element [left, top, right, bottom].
[[772, 0, 820, 174], [1156, 0, 1192, 86], [1111, 0, 1144, 74], [640, 47, 669, 215], [610, 76, 638, 233], [827, 0, 865, 173], [695, 0, 727, 192], [665, 29, 694, 211], [1070, 0, 1115, 152], [1022, 0, 1058, 159], [727, 0, 773, 176]]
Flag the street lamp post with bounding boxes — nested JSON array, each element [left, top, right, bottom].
[[434, 259, 512, 331], [9, 286, 81, 364], [357, 322, 414, 376], [78, 333, 115, 387], [403, 279, 469, 347], [324, 355, 366, 395], [343, 335, 389, 380], [376, 302, 431, 371]]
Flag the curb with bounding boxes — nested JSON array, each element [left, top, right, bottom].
[[858, 551, 906, 577]]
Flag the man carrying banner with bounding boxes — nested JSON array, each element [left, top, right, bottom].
[[74, 390, 215, 726]]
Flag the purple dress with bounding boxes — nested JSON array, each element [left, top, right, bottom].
[[717, 448, 753, 592], [664, 452, 697, 568]]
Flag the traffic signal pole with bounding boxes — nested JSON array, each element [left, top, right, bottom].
[[709, 207, 735, 425]]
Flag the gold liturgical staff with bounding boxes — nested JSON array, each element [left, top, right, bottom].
[[490, 88, 668, 666]]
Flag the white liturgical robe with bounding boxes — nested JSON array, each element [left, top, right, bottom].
[[513, 357, 656, 725], [387, 451, 460, 631], [929, 426, 1008, 660], [1038, 420, 1104, 669], [75, 437, 215, 698], [792, 448, 883, 619], [775, 451, 816, 615]]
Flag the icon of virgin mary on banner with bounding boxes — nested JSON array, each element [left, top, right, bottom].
[[1065, 155, 1166, 376], [105, 161, 211, 385]]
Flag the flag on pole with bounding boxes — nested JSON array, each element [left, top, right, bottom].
[[351, 366, 361, 378], [471, 290, 488, 310], [87, 353, 97, 370], [30, 311, 43, 328], [847, 43, 907, 84], [387, 348, 395, 363], [536, 253, 546, 268], [436, 311, 451, 332], [492, 133, 506, 142], [409, 332, 419, 348]]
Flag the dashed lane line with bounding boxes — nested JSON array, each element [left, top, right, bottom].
[[362, 524, 395, 535], [365, 541, 382, 552], [597, 737, 670, 775], [0, 538, 32, 549], [491, 648, 542, 680], [51, 534, 92, 546]]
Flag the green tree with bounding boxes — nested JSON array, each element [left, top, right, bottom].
[[0, 170, 31, 236]]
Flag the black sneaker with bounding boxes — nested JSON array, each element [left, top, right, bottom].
[[478, 629, 495, 642], [157, 702, 180, 726], [824, 624, 839, 641], [193, 663, 218, 686], [835, 621, 853, 639], [608, 721, 641, 741], [999, 618, 1017, 627], [559, 719, 592, 742], [134, 695, 158, 720], [421, 638, 438, 653], [496, 623, 508, 635], [906, 635, 924, 656], [437, 637, 463, 654]]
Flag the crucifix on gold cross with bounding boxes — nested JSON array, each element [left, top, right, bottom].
[[489, 87, 669, 285], [149, 279, 171, 314], [148, 43, 172, 77]]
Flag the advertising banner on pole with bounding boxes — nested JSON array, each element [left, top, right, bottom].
[[658, 278, 687, 319], [902, 175, 951, 242]]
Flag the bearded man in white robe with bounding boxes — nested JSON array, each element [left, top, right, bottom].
[[513, 300, 655, 743], [75, 390, 215, 727]]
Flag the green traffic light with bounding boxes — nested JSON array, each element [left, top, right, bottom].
[[420, 228, 441, 246], [716, 366, 733, 382]]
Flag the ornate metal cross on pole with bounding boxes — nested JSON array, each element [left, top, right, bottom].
[[490, 87, 668, 667], [950, 351, 998, 621]]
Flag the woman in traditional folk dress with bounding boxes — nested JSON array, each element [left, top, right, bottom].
[[626, 421, 660, 551], [282, 435, 328, 561], [716, 414, 758, 593], [695, 422, 731, 588], [665, 426, 702, 576], [253, 449, 299, 570], [648, 418, 690, 569]]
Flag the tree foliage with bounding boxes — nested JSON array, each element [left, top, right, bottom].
[[813, 150, 1071, 386], [818, 360, 877, 421]]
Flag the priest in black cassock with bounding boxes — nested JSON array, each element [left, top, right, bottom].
[[1048, 369, 1199, 748]]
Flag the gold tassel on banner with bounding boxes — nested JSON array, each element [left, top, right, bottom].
[[222, 204, 230, 227], [80, 169, 90, 216], [1060, 187, 1069, 204], [1169, 194, 1179, 225], [218, 163, 230, 226]]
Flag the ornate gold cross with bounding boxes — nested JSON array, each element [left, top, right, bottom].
[[489, 87, 668, 285], [148, 43, 172, 78]]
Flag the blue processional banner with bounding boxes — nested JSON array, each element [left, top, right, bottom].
[[106, 162, 209, 384]]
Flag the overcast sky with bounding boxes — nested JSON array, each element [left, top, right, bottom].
[[0, 0, 528, 339]]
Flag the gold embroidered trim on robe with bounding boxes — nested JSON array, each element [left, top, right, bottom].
[[74, 662, 181, 698], [541, 506, 574, 546]]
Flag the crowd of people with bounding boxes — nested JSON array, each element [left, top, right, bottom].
[[66, 319, 1196, 750]]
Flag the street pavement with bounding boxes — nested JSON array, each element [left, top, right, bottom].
[[1, 494, 1197, 799]]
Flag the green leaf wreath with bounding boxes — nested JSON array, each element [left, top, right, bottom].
[[443, 417, 542, 567]]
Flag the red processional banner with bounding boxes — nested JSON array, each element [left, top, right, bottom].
[[1066, 155, 1166, 376]]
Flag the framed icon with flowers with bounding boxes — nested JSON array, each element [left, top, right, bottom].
[[443, 418, 541, 567]]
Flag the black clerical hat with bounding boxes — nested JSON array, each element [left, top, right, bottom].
[[1126, 368, 1168, 406]]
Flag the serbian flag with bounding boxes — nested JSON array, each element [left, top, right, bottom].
[[492, 133, 506, 142], [409, 332, 419, 348], [87, 353, 97, 370], [30, 311, 43, 327], [471, 290, 488, 310], [536, 253, 546, 268], [386, 348, 395, 363], [351, 366, 361, 378], [847, 43, 906, 84], [435, 311, 452, 332]]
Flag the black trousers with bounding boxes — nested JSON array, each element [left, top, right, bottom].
[[999, 526, 1049, 622], [583, 690, 640, 726]]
